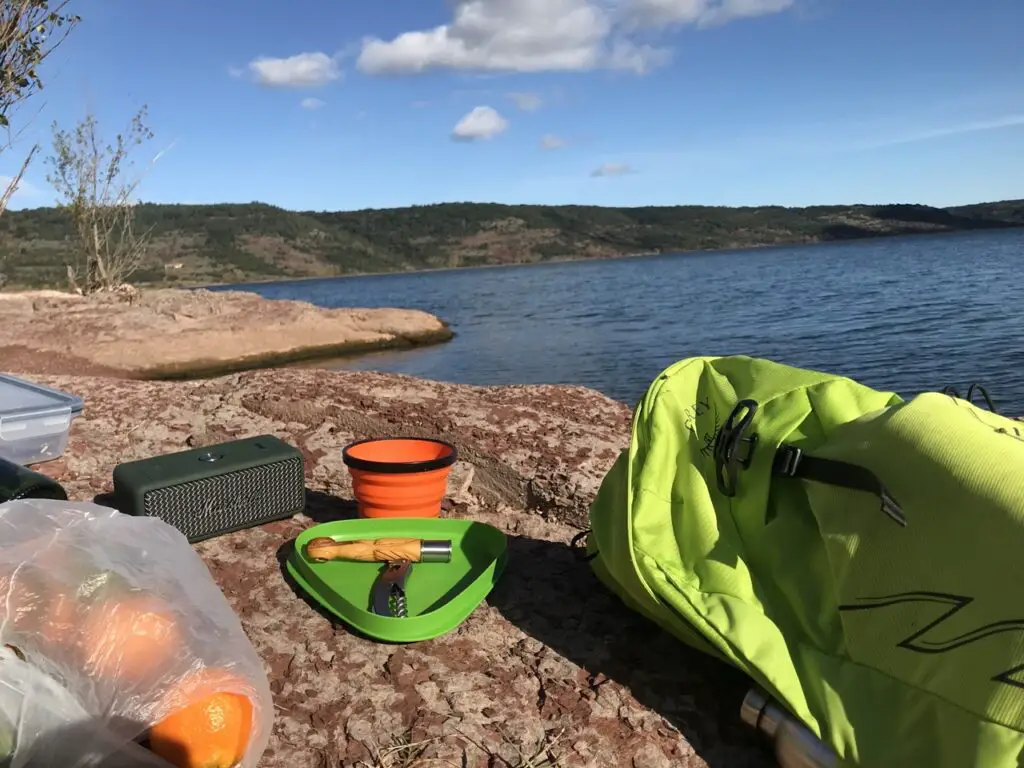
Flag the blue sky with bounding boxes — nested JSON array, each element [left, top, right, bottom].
[[4, 0, 1023, 212]]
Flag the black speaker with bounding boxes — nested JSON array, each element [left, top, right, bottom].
[[111, 434, 306, 542]]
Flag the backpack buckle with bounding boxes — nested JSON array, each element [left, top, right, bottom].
[[773, 445, 803, 476], [714, 399, 760, 497]]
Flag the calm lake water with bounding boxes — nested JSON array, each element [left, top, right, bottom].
[[213, 229, 1024, 413]]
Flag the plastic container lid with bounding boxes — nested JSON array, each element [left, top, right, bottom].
[[0, 374, 84, 440]]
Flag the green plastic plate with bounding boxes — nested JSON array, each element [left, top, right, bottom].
[[286, 517, 508, 643]]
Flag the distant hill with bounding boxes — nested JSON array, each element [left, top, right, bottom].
[[0, 198, 1021, 289]]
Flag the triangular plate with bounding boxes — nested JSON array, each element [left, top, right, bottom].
[[286, 517, 508, 643]]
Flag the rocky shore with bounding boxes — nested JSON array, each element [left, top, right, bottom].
[[0, 290, 771, 768], [0, 288, 453, 379]]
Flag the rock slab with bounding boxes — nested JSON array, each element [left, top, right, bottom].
[[0, 288, 453, 378], [9, 367, 771, 768]]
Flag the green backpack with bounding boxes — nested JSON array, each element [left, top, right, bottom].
[[582, 355, 1024, 767]]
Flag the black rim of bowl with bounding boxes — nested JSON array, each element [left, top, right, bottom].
[[342, 437, 459, 474]]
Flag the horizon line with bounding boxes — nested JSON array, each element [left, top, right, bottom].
[[4, 196, 1023, 216]]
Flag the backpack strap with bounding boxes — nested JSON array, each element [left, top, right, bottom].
[[773, 444, 907, 527], [714, 399, 907, 528], [712, 399, 759, 497], [942, 382, 1000, 414], [965, 383, 998, 414]]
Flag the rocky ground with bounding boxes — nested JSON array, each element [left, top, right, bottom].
[[3, 362, 772, 768], [0, 288, 453, 378]]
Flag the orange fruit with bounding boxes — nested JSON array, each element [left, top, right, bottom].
[[4, 571, 56, 637], [148, 667, 255, 768], [4, 573, 44, 623], [4, 567, 138, 657], [37, 588, 78, 649], [77, 594, 181, 682]]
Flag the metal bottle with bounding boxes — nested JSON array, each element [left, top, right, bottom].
[[740, 688, 839, 768]]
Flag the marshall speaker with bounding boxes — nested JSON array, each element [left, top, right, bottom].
[[111, 434, 307, 542]]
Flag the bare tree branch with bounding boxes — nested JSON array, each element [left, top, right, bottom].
[[0, 141, 35, 214], [0, 0, 79, 130], [45, 105, 158, 294], [0, 1, 80, 286]]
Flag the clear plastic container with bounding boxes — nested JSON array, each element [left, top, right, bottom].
[[0, 374, 84, 466]]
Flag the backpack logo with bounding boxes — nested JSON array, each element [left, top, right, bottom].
[[839, 591, 1024, 689]]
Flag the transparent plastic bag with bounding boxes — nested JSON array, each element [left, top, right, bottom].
[[0, 498, 273, 767]]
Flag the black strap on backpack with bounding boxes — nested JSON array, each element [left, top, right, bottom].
[[715, 400, 907, 527]]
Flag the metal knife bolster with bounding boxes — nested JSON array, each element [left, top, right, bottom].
[[372, 560, 411, 617]]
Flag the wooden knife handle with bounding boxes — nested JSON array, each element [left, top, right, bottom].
[[305, 537, 424, 563]]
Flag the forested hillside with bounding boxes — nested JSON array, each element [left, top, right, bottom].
[[1, 198, 1021, 288]]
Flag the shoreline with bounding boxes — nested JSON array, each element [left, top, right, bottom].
[[0, 288, 455, 381], [180, 248, 665, 290], [3, 225, 1018, 296], [159, 225, 1015, 291], [135, 323, 455, 381]]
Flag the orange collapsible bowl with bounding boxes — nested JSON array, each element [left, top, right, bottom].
[[342, 437, 458, 518]]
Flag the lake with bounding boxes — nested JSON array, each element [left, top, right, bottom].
[[212, 229, 1024, 414]]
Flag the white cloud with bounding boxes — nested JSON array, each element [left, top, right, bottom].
[[591, 162, 635, 177], [301, 97, 326, 109], [0, 175, 38, 199], [452, 106, 509, 141], [625, 0, 795, 29], [540, 134, 566, 149], [248, 52, 341, 88], [857, 114, 1024, 151], [751, 112, 1024, 157], [605, 39, 672, 74], [355, 0, 790, 76], [508, 91, 543, 111], [358, 0, 620, 74]]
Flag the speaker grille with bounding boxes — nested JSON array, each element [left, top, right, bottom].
[[142, 456, 304, 541]]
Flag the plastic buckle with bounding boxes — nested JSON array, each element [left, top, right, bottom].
[[773, 445, 804, 477], [713, 399, 759, 498]]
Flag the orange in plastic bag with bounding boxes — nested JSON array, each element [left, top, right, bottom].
[[78, 594, 183, 682], [149, 667, 255, 768], [0, 499, 273, 767]]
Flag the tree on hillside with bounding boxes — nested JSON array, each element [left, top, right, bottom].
[[0, 0, 80, 285], [45, 104, 158, 294]]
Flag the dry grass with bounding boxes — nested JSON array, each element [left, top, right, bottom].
[[356, 731, 439, 768], [456, 727, 566, 768], [353, 727, 568, 768]]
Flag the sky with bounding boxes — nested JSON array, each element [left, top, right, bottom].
[[2, 0, 1023, 212]]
